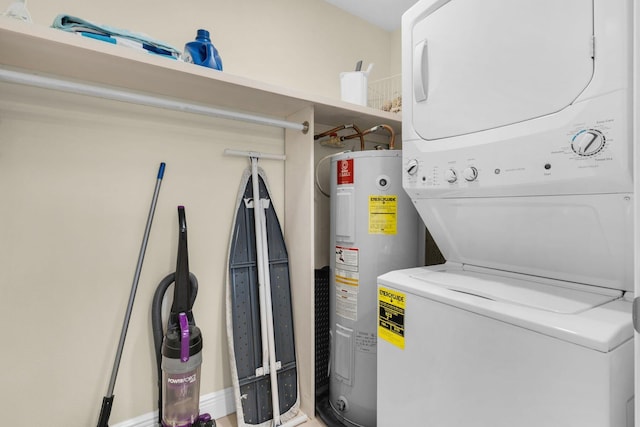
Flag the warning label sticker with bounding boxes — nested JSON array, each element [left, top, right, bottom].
[[335, 269, 358, 320], [369, 195, 398, 235], [355, 330, 377, 354], [378, 287, 405, 349], [335, 246, 360, 320], [337, 158, 354, 185], [335, 246, 359, 271]]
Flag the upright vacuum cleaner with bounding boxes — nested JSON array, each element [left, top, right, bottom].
[[152, 206, 215, 427]]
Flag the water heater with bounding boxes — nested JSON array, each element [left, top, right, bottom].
[[329, 150, 420, 426]]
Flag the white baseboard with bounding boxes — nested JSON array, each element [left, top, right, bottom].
[[112, 387, 235, 427]]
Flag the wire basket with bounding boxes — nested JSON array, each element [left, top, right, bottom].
[[368, 74, 402, 113]]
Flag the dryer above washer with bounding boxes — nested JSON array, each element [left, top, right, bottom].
[[401, 0, 635, 292], [410, 0, 595, 141]]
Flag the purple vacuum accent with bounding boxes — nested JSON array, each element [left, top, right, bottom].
[[160, 410, 212, 427], [179, 312, 190, 362], [198, 413, 212, 422]]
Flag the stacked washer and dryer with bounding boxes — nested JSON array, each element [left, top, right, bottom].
[[378, 1, 637, 426]]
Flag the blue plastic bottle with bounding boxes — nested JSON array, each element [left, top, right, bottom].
[[184, 29, 223, 71]]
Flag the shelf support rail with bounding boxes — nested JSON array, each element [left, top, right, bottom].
[[0, 68, 309, 133]]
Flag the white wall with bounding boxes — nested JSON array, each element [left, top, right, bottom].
[[0, 1, 400, 426]]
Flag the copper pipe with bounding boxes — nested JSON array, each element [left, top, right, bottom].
[[341, 124, 396, 150], [351, 124, 365, 151], [374, 124, 396, 150], [314, 123, 365, 151], [314, 124, 350, 140]]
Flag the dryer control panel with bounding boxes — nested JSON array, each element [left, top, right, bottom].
[[403, 93, 632, 199]]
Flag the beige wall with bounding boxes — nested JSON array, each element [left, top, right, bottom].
[[1, 0, 394, 98], [1, 83, 286, 425], [0, 1, 402, 426], [390, 28, 402, 76]]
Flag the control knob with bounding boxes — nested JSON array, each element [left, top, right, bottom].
[[463, 166, 478, 182], [444, 169, 457, 183], [571, 130, 605, 156], [406, 159, 419, 176]]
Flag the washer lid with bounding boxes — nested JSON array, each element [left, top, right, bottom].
[[409, 268, 619, 314], [410, 0, 594, 140], [378, 265, 632, 352]]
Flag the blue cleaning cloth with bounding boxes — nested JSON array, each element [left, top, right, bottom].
[[52, 14, 181, 59]]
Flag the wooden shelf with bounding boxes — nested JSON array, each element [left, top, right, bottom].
[[0, 17, 401, 130]]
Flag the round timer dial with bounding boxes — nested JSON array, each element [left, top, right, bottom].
[[571, 130, 606, 156], [406, 159, 419, 176]]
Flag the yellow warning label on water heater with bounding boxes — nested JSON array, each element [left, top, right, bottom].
[[378, 286, 405, 349], [369, 195, 397, 235]]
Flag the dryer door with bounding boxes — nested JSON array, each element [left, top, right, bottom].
[[411, 0, 594, 140]]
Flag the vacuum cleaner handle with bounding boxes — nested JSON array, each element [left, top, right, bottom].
[[172, 206, 192, 318]]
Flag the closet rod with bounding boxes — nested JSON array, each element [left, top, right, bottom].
[[0, 68, 309, 133]]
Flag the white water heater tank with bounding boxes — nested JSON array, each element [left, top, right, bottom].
[[329, 150, 420, 426]]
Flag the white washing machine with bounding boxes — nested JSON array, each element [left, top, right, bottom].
[[377, 0, 637, 426]]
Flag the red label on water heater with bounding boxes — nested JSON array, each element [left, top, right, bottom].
[[337, 158, 354, 185]]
